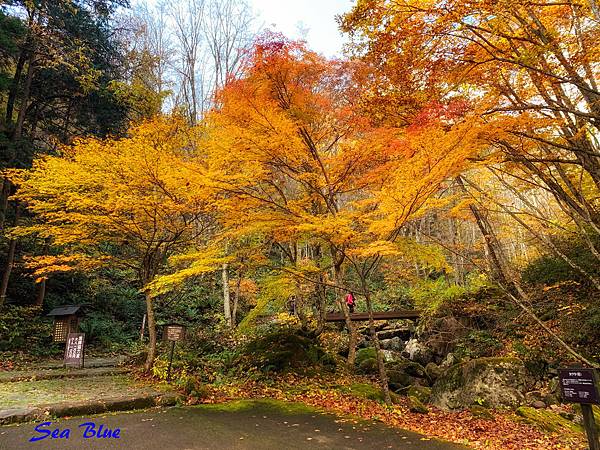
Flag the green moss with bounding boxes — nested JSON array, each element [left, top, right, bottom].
[[195, 399, 319, 415], [469, 405, 494, 420], [358, 357, 378, 374], [516, 406, 583, 435], [237, 330, 336, 373], [573, 404, 600, 427], [387, 370, 411, 390], [407, 385, 431, 403], [408, 395, 429, 414], [339, 382, 402, 405], [342, 382, 385, 401], [355, 348, 377, 366], [433, 357, 523, 393]]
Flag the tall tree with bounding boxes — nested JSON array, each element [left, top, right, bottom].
[[13, 116, 215, 370]]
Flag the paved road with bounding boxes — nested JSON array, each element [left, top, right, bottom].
[[0, 401, 467, 450]]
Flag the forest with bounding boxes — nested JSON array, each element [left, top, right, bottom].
[[1, 1, 600, 449]]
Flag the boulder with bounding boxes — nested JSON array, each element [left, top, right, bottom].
[[431, 357, 531, 410], [532, 400, 546, 409], [355, 347, 377, 366], [387, 370, 411, 391], [440, 352, 458, 369], [402, 338, 434, 366], [382, 349, 404, 363], [469, 405, 494, 420], [408, 395, 429, 414], [358, 358, 378, 375], [425, 362, 443, 382], [388, 358, 427, 379], [377, 326, 413, 341], [407, 385, 432, 403], [380, 337, 405, 352], [516, 406, 582, 435]]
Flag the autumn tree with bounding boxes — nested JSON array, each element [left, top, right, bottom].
[[12, 116, 215, 371], [341, 0, 600, 365], [154, 35, 484, 402]]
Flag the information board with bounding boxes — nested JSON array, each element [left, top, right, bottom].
[[64, 333, 85, 368], [165, 325, 185, 342], [559, 368, 599, 404]]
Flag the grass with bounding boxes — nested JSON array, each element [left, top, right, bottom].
[[193, 398, 321, 415]]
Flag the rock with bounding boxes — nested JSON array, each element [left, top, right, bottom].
[[407, 385, 432, 403], [525, 391, 544, 404], [387, 370, 411, 391], [425, 362, 443, 382], [380, 337, 405, 352], [402, 339, 434, 366], [377, 326, 413, 341], [543, 394, 559, 406], [469, 405, 494, 420], [408, 395, 429, 414], [382, 350, 404, 363], [355, 347, 377, 365], [532, 401, 546, 409], [516, 406, 583, 435], [440, 352, 457, 369], [430, 357, 531, 410], [358, 357, 378, 374], [388, 357, 427, 378]]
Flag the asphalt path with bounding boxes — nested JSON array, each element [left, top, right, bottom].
[[0, 401, 468, 450]]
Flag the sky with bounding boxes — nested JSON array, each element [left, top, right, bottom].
[[248, 0, 354, 58]]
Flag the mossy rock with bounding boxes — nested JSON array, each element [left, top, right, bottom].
[[407, 385, 432, 403], [408, 395, 429, 414], [387, 357, 427, 378], [431, 357, 529, 410], [355, 347, 377, 366], [239, 330, 336, 373], [358, 357, 378, 374], [387, 370, 411, 391], [341, 383, 401, 405], [425, 362, 443, 382], [516, 406, 583, 435], [469, 405, 494, 420], [573, 404, 600, 427]]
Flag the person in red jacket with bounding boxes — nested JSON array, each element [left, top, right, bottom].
[[345, 292, 355, 313]]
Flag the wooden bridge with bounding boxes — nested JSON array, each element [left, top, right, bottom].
[[325, 310, 420, 322]]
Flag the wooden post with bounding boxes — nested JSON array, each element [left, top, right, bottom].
[[582, 404, 600, 450], [166, 340, 175, 382]]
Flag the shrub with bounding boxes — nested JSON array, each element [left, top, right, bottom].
[[0, 305, 60, 355], [236, 328, 337, 373]]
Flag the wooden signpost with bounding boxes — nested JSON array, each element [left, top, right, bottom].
[[163, 324, 185, 382], [64, 332, 85, 368], [559, 368, 600, 450]]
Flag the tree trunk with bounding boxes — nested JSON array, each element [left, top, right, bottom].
[[232, 271, 242, 328], [13, 52, 35, 141], [34, 277, 46, 307], [222, 263, 232, 327], [0, 205, 21, 307], [361, 279, 391, 405], [0, 178, 11, 232], [143, 291, 157, 372], [332, 256, 357, 366]]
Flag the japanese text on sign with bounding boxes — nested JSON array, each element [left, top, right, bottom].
[[559, 368, 599, 404], [64, 333, 85, 368]]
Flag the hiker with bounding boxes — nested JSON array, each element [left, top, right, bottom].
[[345, 292, 355, 313]]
